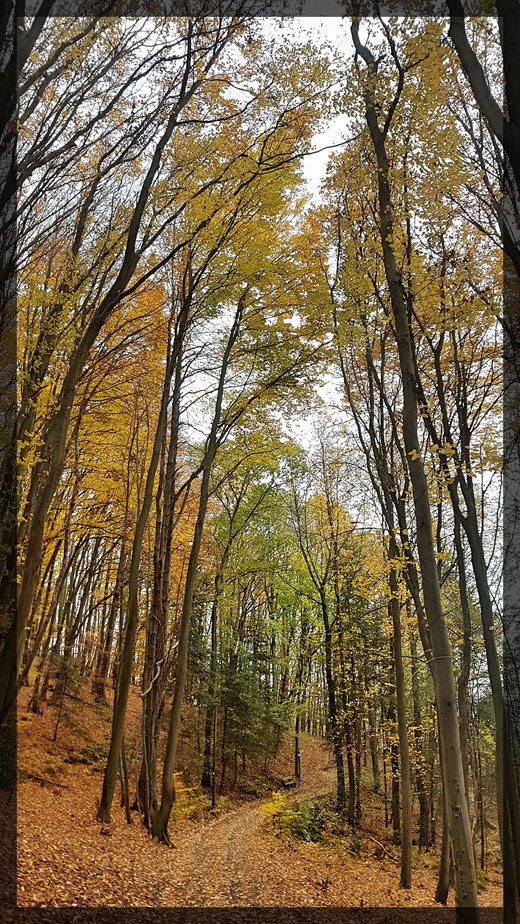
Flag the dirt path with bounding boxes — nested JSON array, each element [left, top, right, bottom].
[[192, 803, 261, 905], [158, 762, 336, 906]]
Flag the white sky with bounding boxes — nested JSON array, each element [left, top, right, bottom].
[[263, 17, 354, 198]]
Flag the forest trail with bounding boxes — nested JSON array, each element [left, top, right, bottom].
[[16, 687, 502, 908], [186, 800, 264, 905], [165, 765, 336, 906]]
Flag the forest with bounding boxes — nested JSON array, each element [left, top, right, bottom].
[[1, 1, 519, 915]]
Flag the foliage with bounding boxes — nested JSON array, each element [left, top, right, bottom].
[[11, 12, 506, 907], [263, 790, 364, 856]]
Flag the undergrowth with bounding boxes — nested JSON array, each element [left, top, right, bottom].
[[169, 773, 230, 822], [262, 790, 363, 856]]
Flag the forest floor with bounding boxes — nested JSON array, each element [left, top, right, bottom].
[[16, 680, 503, 909]]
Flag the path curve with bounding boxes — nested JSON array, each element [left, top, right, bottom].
[[160, 758, 336, 907]]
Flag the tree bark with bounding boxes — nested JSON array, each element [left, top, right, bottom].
[[151, 295, 245, 843], [201, 569, 220, 790], [389, 562, 412, 888], [319, 587, 346, 814], [409, 624, 431, 848], [350, 18, 478, 907], [97, 331, 176, 824]]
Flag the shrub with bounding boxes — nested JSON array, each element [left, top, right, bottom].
[[79, 744, 107, 764], [289, 798, 329, 842], [263, 791, 367, 859], [262, 790, 296, 835], [345, 830, 362, 857], [263, 792, 341, 843], [170, 774, 206, 822], [476, 867, 488, 891]]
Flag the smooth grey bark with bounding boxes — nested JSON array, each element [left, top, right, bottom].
[[414, 17, 520, 891], [415, 296, 506, 863]]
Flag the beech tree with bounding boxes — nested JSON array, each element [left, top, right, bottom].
[[2, 8, 333, 723]]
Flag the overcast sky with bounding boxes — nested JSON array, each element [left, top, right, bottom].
[[260, 17, 354, 197]]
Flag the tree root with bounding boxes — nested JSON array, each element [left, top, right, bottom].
[[152, 831, 176, 847]]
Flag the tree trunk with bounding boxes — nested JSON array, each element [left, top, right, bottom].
[[331, 579, 353, 820], [319, 588, 346, 814], [389, 563, 412, 888], [151, 295, 245, 844], [454, 522, 473, 824], [354, 697, 362, 825], [219, 706, 228, 796], [202, 565, 222, 789], [435, 772, 451, 906], [368, 700, 380, 794], [350, 22, 478, 905], [294, 711, 301, 781], [92, 495, 130, 704], [97, 333, 176, 824], [409, 625, 431, 848], [139, 336, 185, 826]]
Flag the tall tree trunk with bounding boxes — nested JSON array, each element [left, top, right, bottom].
[[201, 572, 220, 789], [367, 698, 380, 794], [92, 451, 132, 703], [354, 686, 362, 825], [391, 740, 400, 845], [92, 554, 125, 704], [219, 706, 228, 795], [151, 294, 245, 844], [419, 310, 507, 869], [20, 538, 61, 684], [335, 602, 355, 822], [389, 561, 412, 888], [97, 331, 176, 824], [454, 521, 473, 825], [435, 770, 451, 906], [139, 346, 183, 829], [350, 20, 478, 907], [294, 612, 309, 782], [387, 678, 401, 845], [409, 623, 431, 848], [319, 588, 346, 814]]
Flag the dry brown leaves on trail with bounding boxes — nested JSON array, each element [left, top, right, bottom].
[[17, 686, 503, 909]]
